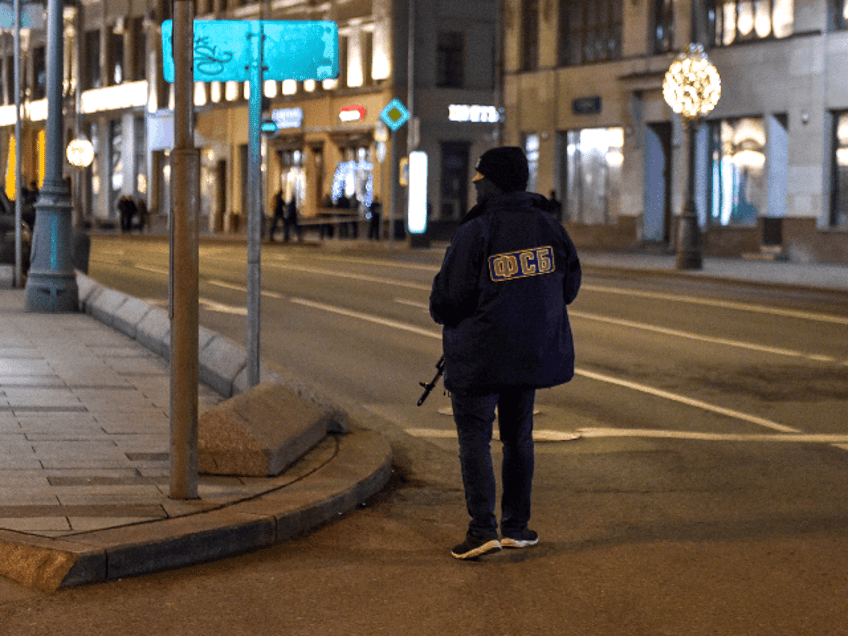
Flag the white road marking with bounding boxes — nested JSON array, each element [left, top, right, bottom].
[[290, 298, 441, 339], [578, 428, 848, 444], [198, 297, 247, 315], [405, 428, 581, 442], [581, 284, 848, 326], [570, 310, 838, 363], [406, 426, 848, 446], [285, 254, 440, 273], [291, 298, 802, 434], [205, 279, 284, 299], [574, 368, 800, 433], [266, 262, 432, 291], [135, 265, 170, 275], [395, 298, 429, 310]]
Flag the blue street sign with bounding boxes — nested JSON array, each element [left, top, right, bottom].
[[0, 3, 44, 30], [162, 20, 339, 83], [380, 99, 410, 131]]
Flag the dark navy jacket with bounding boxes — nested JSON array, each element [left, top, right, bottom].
[[430, 191, 581, 393]]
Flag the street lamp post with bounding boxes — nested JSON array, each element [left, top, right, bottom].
[[24, 0, 77, 310], [662, 43, 721, 270]]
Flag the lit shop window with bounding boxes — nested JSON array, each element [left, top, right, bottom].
[[708, 118, 765, 226], [563, 127, 623, 224], [837, 0, 848, 29], [708, 0, 793, 46], [832, 113, 848, 228], [331, 147, 373, 208]]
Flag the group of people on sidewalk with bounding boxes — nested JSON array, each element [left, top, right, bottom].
[[267, 190, 384, 243], [117, 195, 149, 233]]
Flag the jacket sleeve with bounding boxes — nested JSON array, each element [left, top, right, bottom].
[[429, 223, 484, 327], [560, 227, 581, 305]]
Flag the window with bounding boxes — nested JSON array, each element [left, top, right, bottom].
[[522, 0, 539, 71], [440, 142, 469, 219], [563, 127, 623, 224], [832, 113, 848, 228], [707, 0, 793, 46], [83, 29, 102, 90], [3, 56, 12, 105], [33, 46, 46, 100], [559, 0, 622, 66], [362, 29, 373, 85], [128, 17, 146, 82], [436, 32, 464, 88], [653, 0, 675, 54], [110, 28, 124, 85], [836, 0, 848, 29], [708, 118, 765, 226]]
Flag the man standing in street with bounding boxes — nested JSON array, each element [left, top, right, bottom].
[[429, 146, 581, 559]]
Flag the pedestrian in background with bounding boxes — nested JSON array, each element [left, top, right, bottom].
[[368, 197, 382, 240], [135, 197, 148, 232], [283, 197, 301, 243], [118, 196, 136, 233], [429, 146, 582, 560], [269, 190, 285, 241]]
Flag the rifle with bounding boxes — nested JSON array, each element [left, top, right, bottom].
[[417, 355, 445, 406]]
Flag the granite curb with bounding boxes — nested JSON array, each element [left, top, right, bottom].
[[0, 273, 393, 591], [0, 427, 391, 591]]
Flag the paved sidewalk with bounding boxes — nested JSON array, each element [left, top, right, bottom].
[[0, 285, 391, 592]]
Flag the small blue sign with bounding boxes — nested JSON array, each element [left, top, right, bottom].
[[380, 99, 410, 131], [162, 20, 339, 83]]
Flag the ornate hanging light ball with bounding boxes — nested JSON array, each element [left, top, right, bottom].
[[662, 43, 722, 122]]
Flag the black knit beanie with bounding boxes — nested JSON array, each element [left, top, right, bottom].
[[473, 146, 529, 193]]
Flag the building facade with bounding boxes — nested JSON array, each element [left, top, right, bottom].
[[502, 0, 848, 264], [0, 0, 500, 238]]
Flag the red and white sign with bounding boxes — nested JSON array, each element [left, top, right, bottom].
[[339, 104, 366, 122]]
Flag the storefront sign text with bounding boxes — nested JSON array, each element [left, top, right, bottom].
[[339, 104, 366, 122], [448, 104, 500, 123], [272, 107, 304, 129]]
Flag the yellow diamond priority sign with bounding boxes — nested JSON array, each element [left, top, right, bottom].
[[380, 99, 410, 131]]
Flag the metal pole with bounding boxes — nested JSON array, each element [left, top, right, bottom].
[[170, 0, 200, 500], [407, 0, 414, 151], [405, 0, 415, 242], [13, 0, 22, 288], [245, 21, 263, 388], [674, 0, 704, 270], [388, 129, 395, 247], [676, 120, 703, 269], [24, 0, 78, 311]]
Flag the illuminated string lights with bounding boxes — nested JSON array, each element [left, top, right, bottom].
[[662, 43, 721, 122]]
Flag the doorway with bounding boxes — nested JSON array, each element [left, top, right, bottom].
[[440, 141, 469, 219], [643, 123, 672, 244]]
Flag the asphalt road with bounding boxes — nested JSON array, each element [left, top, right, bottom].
[[2, 236, 848, 635]]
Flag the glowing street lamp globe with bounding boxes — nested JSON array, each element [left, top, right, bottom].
[[662, 43, 721, 122], [66, 138, 94, 168]]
